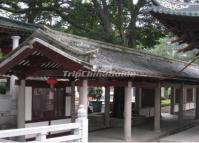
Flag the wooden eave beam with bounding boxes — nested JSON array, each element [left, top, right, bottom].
[[0, 48, 34, 75], [27, 69, 64, 77], [15, 80, 70, 87], [33, 42, 87, 71]]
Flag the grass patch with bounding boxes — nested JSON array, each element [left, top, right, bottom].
[[161, 99, 170, 107]]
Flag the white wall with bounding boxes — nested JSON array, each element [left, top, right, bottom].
[[25, 87, 32, 121], [174, 102, 195, 112], [65, 96, 71, 116], [25, 119, 71, 139], [139, 107, 154, 117], [0, 94, 11, 125]]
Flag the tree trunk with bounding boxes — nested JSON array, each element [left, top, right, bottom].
[[117, 0, 126, 45], [92, 0, 113, 41], [127, 0, 145, 48], [127, 5, 137, 48], [127, 22, 136, 48]]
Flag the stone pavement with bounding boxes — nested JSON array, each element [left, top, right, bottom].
[[89, 110, 198, 142], [160, 125, 199, 142]]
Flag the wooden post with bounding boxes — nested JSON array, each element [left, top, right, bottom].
[[183, 88, 187, 111], [170, 88, 175, 114], [71, 80, 76, 122], [138, 88, 142, 114], [135, 88, 140, 114], [195, 87, 199, 119], [124, 82, 133, 141], [154, 82, 161, 131], [17, 79, 25, 129], [178, 84, 184, 124], [105, 86, 111, 127], [17, 79, 26, 141]]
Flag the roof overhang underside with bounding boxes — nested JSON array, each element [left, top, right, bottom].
[[0, 38, 92, 78]]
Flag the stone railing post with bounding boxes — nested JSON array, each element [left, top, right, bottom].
[[36, 131, 47, 141], [76, 105, 88, 143]]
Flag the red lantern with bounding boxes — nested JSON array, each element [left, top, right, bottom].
[[47, 77, 58, 89]]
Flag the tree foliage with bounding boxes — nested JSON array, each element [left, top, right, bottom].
[[148, 34, 199, 63], [0, 0, 165, 49]]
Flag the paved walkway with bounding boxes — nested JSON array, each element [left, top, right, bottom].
[[160, 125, 199, 142], [89, 110, 197, 142]]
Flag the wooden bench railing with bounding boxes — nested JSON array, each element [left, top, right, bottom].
[[0, 105, 88, 142]]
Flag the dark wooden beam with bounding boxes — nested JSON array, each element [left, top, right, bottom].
[[15, 80, 70, 87], [0, 48, 34, 75], [27, 69, 64, 77], [33, 42, 86, 71]]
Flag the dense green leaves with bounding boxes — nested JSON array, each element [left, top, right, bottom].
[[0, 0, 165, 49], [147, 35, 199, 63]]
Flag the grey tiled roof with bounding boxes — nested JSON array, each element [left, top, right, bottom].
[[16, 28, 199, 81], [150, 0, 199, 17], [1, 16, 199, 81], [0, 16, 41, 32]]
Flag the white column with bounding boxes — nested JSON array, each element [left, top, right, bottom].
[[179, 84, 184, 124], [195, 87, 199, 119], [124, 81, 133, 141], [17, 79, 25, 129], [105, 86, 111, 127], [161, 87, 165, 97], [10, 36, 21, 100], [11, 36, 21, 50], [76, 105, 88, 143], [79, 80, 88, 112], [154, 83, 161, 131]]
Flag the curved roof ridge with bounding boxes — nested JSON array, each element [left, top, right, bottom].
[[152, 0, 199, 6], [0, 16, 42, 32], [39, 27, 199, 69]]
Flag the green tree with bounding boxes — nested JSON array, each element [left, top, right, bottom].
[[0, 0, 165, 49], [148, 35, 199, 63]]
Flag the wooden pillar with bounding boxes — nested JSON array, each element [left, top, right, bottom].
[[17, 79, 25, 129], [178, 84, 184, 124], [183, 88, 187, 111], [195, 87, 199, 119], [124, 82, 133, 141], [170, 88, 175, 114], [154, 82, 161, 131], [17, 79, 25, 141], [112, 87, 124, 118], [135, 88, 140, 114], [71, 80, 76, 122], [138, 88, 142, 114], [79, 80, 88, 112], [105, 86, 111, 127]]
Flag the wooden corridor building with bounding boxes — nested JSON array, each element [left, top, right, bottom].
[[0, 13, 199, 141]]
